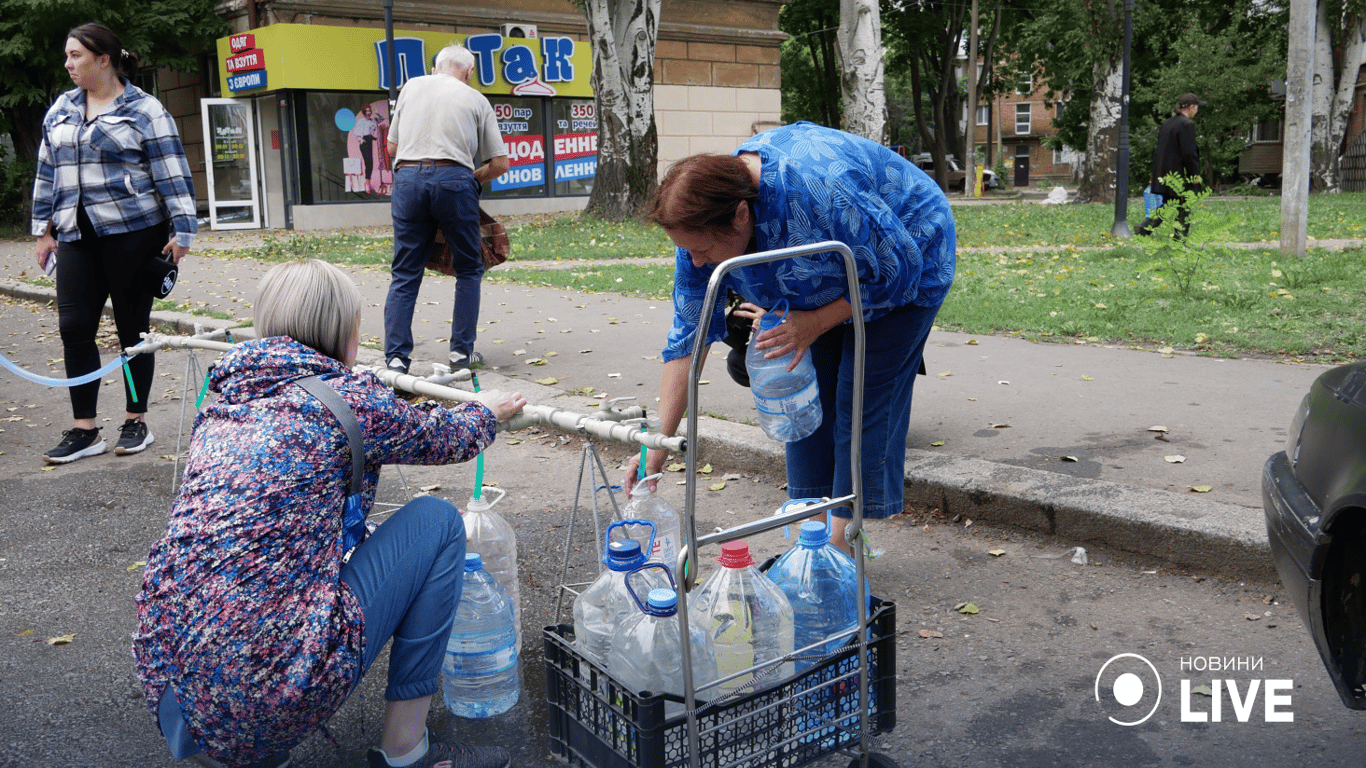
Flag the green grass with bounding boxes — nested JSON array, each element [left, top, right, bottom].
[[485, 263, 674, 298]]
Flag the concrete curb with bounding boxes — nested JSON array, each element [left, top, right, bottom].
[[0, 278, 1274, 581]]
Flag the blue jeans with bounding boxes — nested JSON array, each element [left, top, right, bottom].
[[158, 496, 467, 760], [785, 302, 941, 519], [385, 163, 484, 366]]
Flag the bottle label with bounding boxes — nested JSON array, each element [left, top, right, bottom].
[[754, 379, 818, 416]]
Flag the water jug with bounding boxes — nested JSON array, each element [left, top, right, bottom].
[[689, 540, 795, 698], [443, 553, 520, 718], [461, 486, 520, 643], [607, 587, 719, 719], [765, 520, 867, 671], [616, 474, 681, 569], [747, 299, 822, 442], [573, 520, 670, 668]]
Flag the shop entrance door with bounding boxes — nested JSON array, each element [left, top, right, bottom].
[[201, 98, 262, 229]]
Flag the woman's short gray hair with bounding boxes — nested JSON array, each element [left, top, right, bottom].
[[255, 260, 362, 362], [434, 43, 475, 75]]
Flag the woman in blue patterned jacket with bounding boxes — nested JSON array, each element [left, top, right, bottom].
[[31, 22, 198, 464], [631, 122, 956, 551], [133, 260, 525, 768]]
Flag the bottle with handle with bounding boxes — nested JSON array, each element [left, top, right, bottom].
[[765, 519, 867, 671], [607, 578, 718, 720], [746, 298, 823, 442], [616, 474, 680, 570], [461, 486, 520, 644], [688, 540, 795, 698], [443, 553, 520, 718], [573, 520, 669, 668]]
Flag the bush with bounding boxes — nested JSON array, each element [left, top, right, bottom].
[[0, 144, 33, 230]]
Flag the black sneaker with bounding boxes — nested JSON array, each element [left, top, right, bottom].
[[114, 418, 155, 455], [449, 351, 484, 370], [43, 427, 106, 464], [387, 357, 410, 375], [366, 740, 509, 768]]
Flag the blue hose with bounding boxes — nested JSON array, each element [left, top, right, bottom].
[[0, 351, 128, 388]]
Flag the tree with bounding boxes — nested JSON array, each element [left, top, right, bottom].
[[780, 0, 843, 127], [882, 0, 971, 192], [580, 0, 661, 221], [839, 0, 888, 142], [0, 0, 226, 170], [1311, 0, 1366, 191]]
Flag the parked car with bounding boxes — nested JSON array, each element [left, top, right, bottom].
[[908, 153, 1001, 192], [1263, 360, 1366, 709]]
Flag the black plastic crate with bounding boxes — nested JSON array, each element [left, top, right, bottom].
[[543, 598, 896, 768]]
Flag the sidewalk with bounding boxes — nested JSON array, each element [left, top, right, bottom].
[[1, 226, 1345, 580]]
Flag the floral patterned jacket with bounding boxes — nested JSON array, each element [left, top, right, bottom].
[[132, 337, 496, 761]]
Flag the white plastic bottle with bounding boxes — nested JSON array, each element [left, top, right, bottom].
[[747, 299, 822, 442], [616, 474, 680, 569], [689, 540, 795, 698], [573, 523, 670, 668], [607, 587, 718, 719], [461, 486, 520, 643], [443, 553, 520, 718]]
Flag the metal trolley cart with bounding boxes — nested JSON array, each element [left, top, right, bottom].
[[544, 242, 899, 768]]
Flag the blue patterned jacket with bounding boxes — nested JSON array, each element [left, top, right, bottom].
[[663, 122, 956, 362]]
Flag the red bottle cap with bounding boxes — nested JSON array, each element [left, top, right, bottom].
[[717, 541, 754, 568]]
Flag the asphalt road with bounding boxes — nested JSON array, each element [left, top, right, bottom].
[[4, 294, 1366, 767]]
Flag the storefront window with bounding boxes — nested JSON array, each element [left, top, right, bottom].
[[552, 99, 597, 196], [486, 96, 548, 198], [302, 92, 393, 203]]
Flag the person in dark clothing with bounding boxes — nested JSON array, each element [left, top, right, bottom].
[[1136, 92, 1206, 237]]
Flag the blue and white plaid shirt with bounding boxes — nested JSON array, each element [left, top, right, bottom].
[[31, 80, 197, 248]]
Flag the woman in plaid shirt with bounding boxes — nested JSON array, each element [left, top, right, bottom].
[[31, 22, 198, 464]]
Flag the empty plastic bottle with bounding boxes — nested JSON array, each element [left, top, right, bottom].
[[443, 553, 520, 718], [573, 521, 670, 668], [607, 587, 719, 719], [689, 540, 795, 698], [616, 474, 680, 569], [765, 520, 867, 672], [461, 487, 520, 643], [747, 298, 822, 442]]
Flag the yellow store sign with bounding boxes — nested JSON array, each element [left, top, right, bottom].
[[216, 24, 594, 98]]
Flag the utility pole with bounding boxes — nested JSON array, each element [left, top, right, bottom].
[[964, 0, 980, 197], [1281, 0, 1315, 257]]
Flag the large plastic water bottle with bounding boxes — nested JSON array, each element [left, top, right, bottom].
[[573, 521, 669, 668], [747, 298, 822, 442], [461, 487, 520, 643], [443, 553, 520, 718], [607, 587, 719, 719], [616, 474, 680, 569], [689, 540, 795, 698], [765, 520, 867, 672]]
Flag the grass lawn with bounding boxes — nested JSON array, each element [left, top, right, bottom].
[[184, 192, 1366, 364]]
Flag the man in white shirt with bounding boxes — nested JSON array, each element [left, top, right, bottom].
[[383, 43, 508, 374]]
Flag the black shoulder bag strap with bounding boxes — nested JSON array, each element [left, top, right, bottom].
[[297, 375, 367, 551]]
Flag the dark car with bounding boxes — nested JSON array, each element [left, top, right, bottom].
[[1263, 361, 1366, 708]]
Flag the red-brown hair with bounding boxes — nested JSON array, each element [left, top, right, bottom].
[[646, 154, 758, 234]]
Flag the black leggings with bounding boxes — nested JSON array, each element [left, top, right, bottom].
[[55, 208, 161, 420]]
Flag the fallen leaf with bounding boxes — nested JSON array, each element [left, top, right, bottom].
[[536, 377, 559, 385], [1060, 455, 1078, 462], [967, 397, 977, 401], [126, 560, 146, 572], [937, 371, 952, 377], [997, 380, 1010, 385], [956, 602, 980, 615], [930, 440, 945, 447], [1164, 455, 1186, 463], [420, 484, 441, 492], [1189, 485, 1212, 493], [917, 629, 944, 639], [46, 633, 77, 646], [709, 481, 726, 491], [513, 349, 527, 356], [1244, 613, 1262, 621], [1263, 595, 1275, 604], [666, 462, 686, 472], [988, 548, 1006, 556], [1081, 375, 1095, 381], [1190, 684, 1213, 697], [1148, 425, 1169, 433], [698, 464, 713, 474], [506, 439, 522, 445], [990, 423, 1011, 429], [987, 617, 1001, 623], [966, 339, 978, 345]]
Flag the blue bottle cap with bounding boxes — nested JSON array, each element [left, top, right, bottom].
[[606, 539, 646, 571], [798, 520, 830, 547], [646, 588, 678, 611], [464, 552, 483, 572], [758, 298, 791, 332]]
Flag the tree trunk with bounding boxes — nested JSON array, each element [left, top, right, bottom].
[[1079, 56, 1122, 203], [583, 0, 661, 221], [1312, 7, 1364, 193], [837, 0, 887, 143]]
